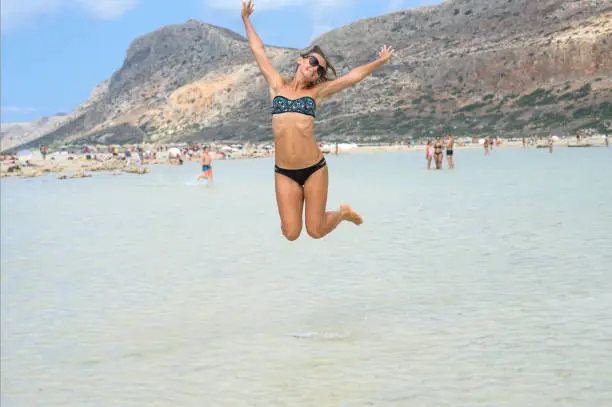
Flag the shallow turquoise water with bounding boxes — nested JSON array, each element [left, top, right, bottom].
[[2, 147, 612, 406]]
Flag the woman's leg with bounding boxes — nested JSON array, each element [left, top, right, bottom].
[[275, 173, 305, 241], [303, 166, 362, 239]]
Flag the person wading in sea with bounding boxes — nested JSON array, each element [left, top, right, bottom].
[[446, 133, 455, 169], [197, 146, 213, 185]]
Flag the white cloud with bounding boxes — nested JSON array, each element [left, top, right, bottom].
[[206, 0, 444, 13], [387, 0, 445, 13], [1, 0, 139, 30], [206, 0, 445, 46], [78, 0, 139, 19], [1, 0, 62, 30], [206, 0, 362, 12], [206, 0, 365, 47], [1, 106, 38, 113]]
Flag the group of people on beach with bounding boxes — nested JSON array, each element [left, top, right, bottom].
[[425, 134, 455, 170]]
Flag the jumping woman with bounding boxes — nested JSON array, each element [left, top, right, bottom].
[[241, 0, 394, 241]]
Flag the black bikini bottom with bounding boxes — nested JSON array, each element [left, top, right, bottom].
[[275, 157, 327, 187]]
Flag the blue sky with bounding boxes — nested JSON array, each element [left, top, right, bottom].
[[1, 0, 443, 123]]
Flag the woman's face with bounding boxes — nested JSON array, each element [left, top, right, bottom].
[[297, 52, 326, 82]]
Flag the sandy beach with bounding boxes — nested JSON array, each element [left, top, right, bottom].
[[1, 136, 607, 180]]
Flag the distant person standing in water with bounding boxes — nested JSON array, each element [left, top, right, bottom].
[[484, 138, 489, 156], [434, 137, 443, 169], [242, 0, 393, 240], [425, 140, 433, 170], [548, 136, 553, 153], [446, 133, 455, 169], [197, 146, 213, 184]]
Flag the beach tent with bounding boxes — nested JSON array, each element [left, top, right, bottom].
[[338, 143, 358, 151], [167, 147, 181, 157], [320, 144, 333, 153]]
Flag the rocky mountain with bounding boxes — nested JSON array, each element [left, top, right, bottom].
[[1, 115, 68, 151], [6, 0, 612, 150]]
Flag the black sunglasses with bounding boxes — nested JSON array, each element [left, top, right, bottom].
[[307, 55, 327, 76]]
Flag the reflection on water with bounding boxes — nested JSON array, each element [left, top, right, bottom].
[[2, 148, 612, 406]]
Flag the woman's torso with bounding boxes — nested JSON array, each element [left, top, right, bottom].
[[271, 87, 323, 169]]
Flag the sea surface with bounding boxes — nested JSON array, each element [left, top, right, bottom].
[[2, 147, 612, 406]]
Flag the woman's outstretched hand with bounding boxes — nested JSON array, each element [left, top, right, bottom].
[[241, 0, 254, 19], [378, 45, 394, 62]]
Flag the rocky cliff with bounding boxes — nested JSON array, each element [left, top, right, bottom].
[[6, 0, 611, 150]]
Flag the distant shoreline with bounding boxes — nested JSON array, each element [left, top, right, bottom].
[[1, 138, 607, 180]]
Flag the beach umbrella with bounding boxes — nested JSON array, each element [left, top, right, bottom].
[[16, 150, 33, 161]]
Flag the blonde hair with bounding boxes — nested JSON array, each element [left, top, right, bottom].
[[283, 45, 338, 88]]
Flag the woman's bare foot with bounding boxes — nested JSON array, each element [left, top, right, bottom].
[[340, 203, 363, 225]]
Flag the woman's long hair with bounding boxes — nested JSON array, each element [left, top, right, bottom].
[[284, 45, 338, 87]]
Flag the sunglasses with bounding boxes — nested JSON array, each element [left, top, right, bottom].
[[307, 55, 327, 76]]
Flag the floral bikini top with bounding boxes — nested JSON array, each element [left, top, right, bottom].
[[272, 95, 316, 118]]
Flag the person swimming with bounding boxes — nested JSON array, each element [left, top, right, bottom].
[[242, 0, 393, 240]]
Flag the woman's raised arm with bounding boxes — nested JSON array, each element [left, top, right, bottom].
[[241, 0, 284, 91], [316, 45, 394, 100]]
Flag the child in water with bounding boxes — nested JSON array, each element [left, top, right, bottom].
[[425, 140, 433, 170]]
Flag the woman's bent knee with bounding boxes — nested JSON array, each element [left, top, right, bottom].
[[282, 225, 302, 241], [306, 226, 325, 239]]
